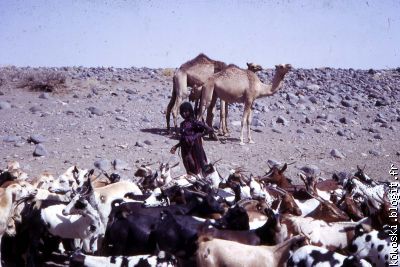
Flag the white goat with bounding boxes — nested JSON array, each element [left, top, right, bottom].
[[349, 224, 396, 267], [280, 215, 371, 250], [70, 250, 176, 267], [288, 245, 372, 267]]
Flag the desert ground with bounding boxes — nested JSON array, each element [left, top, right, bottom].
[[0, 65, 399, 183]]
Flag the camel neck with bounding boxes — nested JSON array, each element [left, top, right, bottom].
[[260, 72, 285, 97]]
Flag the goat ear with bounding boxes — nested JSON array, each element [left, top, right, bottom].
[[279, 163, 287, 174], [88, 169, 95, 176]]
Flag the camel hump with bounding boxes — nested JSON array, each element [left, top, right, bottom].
[[181, 53, 216, 69]]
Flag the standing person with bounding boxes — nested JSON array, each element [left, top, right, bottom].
[[170, 102, 214, 176]]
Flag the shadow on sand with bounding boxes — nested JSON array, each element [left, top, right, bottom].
[[140, 127, 179, 140], [140, 128, 240, 144]]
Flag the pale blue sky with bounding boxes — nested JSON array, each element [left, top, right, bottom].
[[0, 0, 399, 69]]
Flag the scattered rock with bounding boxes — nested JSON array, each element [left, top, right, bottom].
[[306, 84, 320, 91], [300, 165, 320, 176], [135, 141, 146, 148], [94, 159, 111, 171], [375, 99, 389, 106], [113, 159, 129, 170], [28, 134, 47, 144], [276, 116, 289, 126], [33, 144, 48, 157], [341, 100, 352, 107], [126, 89, 137, 94], [308, 96, 318, 104], [251, 118, 265, 127], [116, 116, 128, 122], [267, 159, 282, 168], [29, 106, 41, 113], [368, 150, 381, 156], [330, 149, 345, 159], [39, 93, 50, 99], [3, 135, 22, 142], [88, 107, 104, 116], [0, 101, 11, 109], [143, 140, 152, 145]]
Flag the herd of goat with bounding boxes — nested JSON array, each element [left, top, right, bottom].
[[0, 160, 398, 267]]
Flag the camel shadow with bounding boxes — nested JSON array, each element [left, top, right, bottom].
[[140, 128, 180, 140]]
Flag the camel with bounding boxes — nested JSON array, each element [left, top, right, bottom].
[[165, 54, 263, 135], [246, 62, 263, 72], [198, 64, 292, 145], [165, 53, 227, 134]]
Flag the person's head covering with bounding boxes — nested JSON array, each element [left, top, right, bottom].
[[179, 102, 194, 118]]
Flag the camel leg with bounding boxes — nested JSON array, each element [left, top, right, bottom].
[[247, 106, 255, 144], [223, 101, 230, 136], [240, 105, 251, 145], [206, 92, 218, 140], [171, 95, 182, 135], [197, 82, 213, 122], [166, 88, 176, 133], [218, 99, 225, 135], [171, 73, 188, 135]]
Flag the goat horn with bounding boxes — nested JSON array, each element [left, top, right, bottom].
[[274, 198, 282, 215], [266, 185, 287, 195], [170, 162, 180, 169], [212, 158, 222, 166]]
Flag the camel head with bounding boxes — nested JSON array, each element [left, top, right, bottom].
[[246, 62, 263, 72], [274, 64, 292, 76]]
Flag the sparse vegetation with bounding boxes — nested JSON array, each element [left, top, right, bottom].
[[18, 69, 67, 93], [162, 68, 175, 77]]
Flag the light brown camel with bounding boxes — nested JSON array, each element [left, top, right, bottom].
[[166, 54, 263, 136], [198, 64, 292, 145], [165, 53, 226, 134], [246, 62, 263, 72], [218, 63, 263, 136]]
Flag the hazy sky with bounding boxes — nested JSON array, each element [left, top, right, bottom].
[[0, 0, 399, 69]]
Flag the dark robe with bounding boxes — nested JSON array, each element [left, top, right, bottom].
[[179, 119, 210, 175]]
